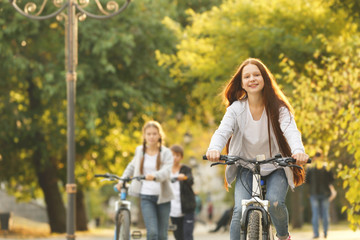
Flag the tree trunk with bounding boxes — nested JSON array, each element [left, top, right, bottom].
[[76, 189, 88, 231], [34, 156, 66, 233], [290, 185, 304, 228], [330, 201, 338, 223]]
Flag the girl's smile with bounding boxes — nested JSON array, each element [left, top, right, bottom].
[[242, 64, 264, 94]]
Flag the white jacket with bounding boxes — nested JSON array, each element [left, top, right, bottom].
[[121, 145, 174, 204], [208, 99, 305, 190]]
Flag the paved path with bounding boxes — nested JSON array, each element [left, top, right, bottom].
[[1, 224, 359, 240]]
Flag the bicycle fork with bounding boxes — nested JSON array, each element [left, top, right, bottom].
[[240, 165, 271, 240], [114, 200, 131, 240]]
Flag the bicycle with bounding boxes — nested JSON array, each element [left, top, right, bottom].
[[203, 153, 311, 240], [94, 173, 144, 240]]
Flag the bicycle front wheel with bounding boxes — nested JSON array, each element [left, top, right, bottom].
[[268, 224, 275, 240], [265, 212, 275, 240], [247, 210, 261, 240], [114, 209, 131, 240]]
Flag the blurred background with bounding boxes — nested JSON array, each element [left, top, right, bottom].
[[0, 0, 359, 236]]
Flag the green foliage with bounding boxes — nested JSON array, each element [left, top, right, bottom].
[[2, 0, 360, 229], [281, 32, 360, 230], [156, 0, 360, 229], [0, 0, 222, 226], [0, 0, 181, 193], [157, 0, 349, 124], [0, 0, 67, 187], [329, 0, 360, 26]]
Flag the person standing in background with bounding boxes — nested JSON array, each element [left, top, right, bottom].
[[306, 151, 337, 239], [209, 207, 233, 233], [169, 144, 196, 240], [207, 201, 213, 224], [194, 192, 206, 225]]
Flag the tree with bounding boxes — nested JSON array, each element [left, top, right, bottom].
[[0, 0, 223, 232], [156, 0, 357, 228], [0, 2, 68, 231], [329, 0, 360, 27], [157, 0, 349, 124], [280, 31, 360, 230], [0, 0, 182, 232]]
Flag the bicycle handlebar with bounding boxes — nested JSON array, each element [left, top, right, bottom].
[[94, 173, 146, 182], [202, 154, 311, 168], [171, 176, 188, 183]]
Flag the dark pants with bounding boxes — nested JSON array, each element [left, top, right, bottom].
[[171, 212, 195, 240]]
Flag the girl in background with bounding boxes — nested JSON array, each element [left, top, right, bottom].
[[116, 121, 174, 240]]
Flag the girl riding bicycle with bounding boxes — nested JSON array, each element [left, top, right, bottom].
[[206, 58, 309, 240], [116, 121, 174, 240]]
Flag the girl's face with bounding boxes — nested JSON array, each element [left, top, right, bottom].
[[241, 64, 264, 95], [144, 126, 161, 146], [172, 152, 183, 166]]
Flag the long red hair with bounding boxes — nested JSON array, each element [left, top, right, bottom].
[[224, 58, 305, 187]]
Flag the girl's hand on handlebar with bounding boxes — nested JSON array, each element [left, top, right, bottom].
[[292, 152, 309, 165], [206, 149, 221, 162], [115, 181, 123, 192], [145, 174, 156, 181], [178, 173, 187, 181]]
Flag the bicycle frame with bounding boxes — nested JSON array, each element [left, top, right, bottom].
[[114, 179, 142, 240], [95, 173, 143, 240], [114, 187, 132, 240], [203, 153, 310, 240], [240, 155, 272, 240], [116, 184, 131, 213]]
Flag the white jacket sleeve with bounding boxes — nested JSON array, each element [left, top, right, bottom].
[[154, 147, 173, 182], [121, 146, 139, 178], [279, 107, 305, 154], [208, 105, 237, 152]]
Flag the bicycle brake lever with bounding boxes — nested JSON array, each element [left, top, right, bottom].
[[210, 162, 227, 167], [210, 161, 235, 167], [288, 164, 303, 169], [132, 176, 145, 181]]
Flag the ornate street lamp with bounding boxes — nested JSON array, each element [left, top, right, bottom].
[[8, 0, 132, 239]]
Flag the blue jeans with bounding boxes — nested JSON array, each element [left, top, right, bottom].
[[310, 195, 330, 238], [230, 167, 289, 240], [140, 194, 171, 240]]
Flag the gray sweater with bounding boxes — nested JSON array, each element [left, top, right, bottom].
[[208, 99, 305, 190], [121, 145, 174, 204]]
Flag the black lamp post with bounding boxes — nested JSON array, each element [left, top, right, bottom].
[[8, 0, 132, 239]]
